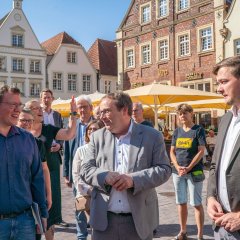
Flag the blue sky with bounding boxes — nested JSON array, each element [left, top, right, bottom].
[[0, 0, 131, 50]]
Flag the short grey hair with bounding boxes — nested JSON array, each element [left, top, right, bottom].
[[133, 102, 143, 110], [25, 99, 40, 108], [76, 95, 92, 106]]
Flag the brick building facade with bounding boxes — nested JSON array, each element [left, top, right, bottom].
[[116, 0, 228, 92]]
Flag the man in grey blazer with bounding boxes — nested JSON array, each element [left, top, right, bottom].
[[207, 56, 240, 239], [80, 92, 171, 240]]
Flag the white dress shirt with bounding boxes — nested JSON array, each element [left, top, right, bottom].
[[43, 110, 56, 144], [108, 121, 133, 213], [218, 107, 240, 212]]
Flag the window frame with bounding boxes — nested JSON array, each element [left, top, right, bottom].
[[140, 2, 151, 25], [52, 72, 63, 91], [176, 0, 189, 12], [197, 24, 214, 53], [125, 47, 135, 69], [30, 83, 41, 96], [180, 79, 212, 92], [140, 42, 152, 66], [156, 0, 169, 19], [67, 51, 77, 63], [0, 56, 6, 71], [104, 80, 111, 94], [157, 36, 169, 61], [12, 58, 24, 72], [29, 60, 41, 73], [67, 73, 77, 92], [12, 33, 24, 47], [234, 38, 240, 56], [176, 30, 191, 57], [82, 74, 91, 93]]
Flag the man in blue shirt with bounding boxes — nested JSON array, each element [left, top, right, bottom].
[[63, 95, 93, 240], [0, 85, 48, 240]]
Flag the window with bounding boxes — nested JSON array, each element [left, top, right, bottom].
[[53, 72, 62, 90], [179, 34, 190, 56], [158, 38, 169, 60], [83, 75, 91, 92], [104, 81, 111, 93], [0, 57, 6, 71], [200, 27, 212, 51], [126, 49, 134, 68], [30, 60, 40, 73], [234, 39, 240, 56], [12, 82, 24, 95], [68, 74, 77, 91], [178, 0, 189, 11], [141, 44, 151, 65], [12, 58, 24, 72], [30, 83, 41, 96], [67, 52, 77, 63], [157, 0, 168, 17], [181, 81, 211, 92], [12, 34, 24, 47], [141, 3, 151, 24]]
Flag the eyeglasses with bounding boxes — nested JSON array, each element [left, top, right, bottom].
[[88, 127, 99, 132], [19, 119, 34, 124], [30, 106, 42, 111], [1, 102, 24, 110]]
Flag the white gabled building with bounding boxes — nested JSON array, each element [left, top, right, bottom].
[[41, 32, 97, 99], [0, 0, 46, 100]]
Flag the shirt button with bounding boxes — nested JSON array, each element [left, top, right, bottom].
[[119, 200, 121, 203]]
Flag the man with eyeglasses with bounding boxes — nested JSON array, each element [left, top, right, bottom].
[[64, 95, 94, 240], [0, 85, 48, 239]]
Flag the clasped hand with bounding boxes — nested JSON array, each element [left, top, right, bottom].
[[105, 172, 133, 191]]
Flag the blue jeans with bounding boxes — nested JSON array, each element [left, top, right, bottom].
[[172, 172, 203, 206], [76, 210, 88, 240], [0, 210, 35, 240], [73, 188, 88, 240]]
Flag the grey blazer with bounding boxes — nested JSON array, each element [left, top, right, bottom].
[[80, 122, 171, 240], [207, 111, 240, 212]]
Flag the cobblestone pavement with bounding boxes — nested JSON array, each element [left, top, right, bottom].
[[47, 169, 214, 240]]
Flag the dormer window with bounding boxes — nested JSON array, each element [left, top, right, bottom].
[[12, 34, 24, 47]]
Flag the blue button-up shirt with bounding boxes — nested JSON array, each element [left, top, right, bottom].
[[0, 126, 48, 218]]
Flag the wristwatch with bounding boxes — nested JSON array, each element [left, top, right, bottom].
[[69, 111, 78, 116]]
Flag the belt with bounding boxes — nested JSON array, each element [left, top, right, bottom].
[[108, 211, 132, 217], [0, 208, 31, 220]]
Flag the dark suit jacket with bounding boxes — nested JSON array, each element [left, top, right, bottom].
[[207, 111, 240, 212], [80, 122, 172, 239]]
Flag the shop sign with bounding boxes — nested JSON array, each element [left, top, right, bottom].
[[158, 69, 169, 77], [186, 72, 203, 81]]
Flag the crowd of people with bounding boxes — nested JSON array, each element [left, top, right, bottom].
[[0, 56, 240, 240]]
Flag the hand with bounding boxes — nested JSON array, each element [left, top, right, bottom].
[[105, 172, 120, 186], [112, 174, 134, 191], [36, 218, 47, 234], [50, 143, 61, 152], [64, 176, 72, 188], [70, 95, 77, 113], [215, 212, 240, 232], [207, 197, 224, 221], [46, 194, 52, 210], [177, 166, 187, 176]]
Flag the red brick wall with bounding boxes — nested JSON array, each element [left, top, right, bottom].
[[121, 0, 216, 90]]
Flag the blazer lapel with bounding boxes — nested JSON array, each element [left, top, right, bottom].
[[53, 111, 57, 126], [216, 112, 232, 170], [128, 123, 143, 173], [104, 130, 115, 171]]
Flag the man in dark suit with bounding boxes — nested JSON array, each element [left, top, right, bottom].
[[40, 89, 68, 228], [207, 56, 240, 239], [80, 92, 171, 240]]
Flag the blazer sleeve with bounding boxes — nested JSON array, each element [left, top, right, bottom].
[[63, 140, 70, 178], [130, 131, 172, 195]]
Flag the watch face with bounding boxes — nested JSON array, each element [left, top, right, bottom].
[[14, 13, 21, 21]]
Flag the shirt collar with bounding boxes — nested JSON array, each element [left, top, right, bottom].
[[230, 105, 240, 117], [7, 126, 21, 137], [118, 119, 133, 140]]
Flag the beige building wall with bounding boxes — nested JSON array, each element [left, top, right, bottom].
[[47, 44, 97, 99]]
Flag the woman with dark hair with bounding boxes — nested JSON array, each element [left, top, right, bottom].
[[72, 120, 105, 230]]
